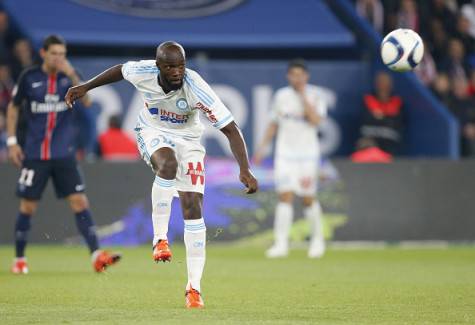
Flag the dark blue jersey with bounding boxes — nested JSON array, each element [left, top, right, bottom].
[[13, 66, 76, 160]]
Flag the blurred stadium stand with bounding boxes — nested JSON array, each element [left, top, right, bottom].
[[329, 0, 459, 158], [0, 0, 473, 160], [3, 0, 355, 49]]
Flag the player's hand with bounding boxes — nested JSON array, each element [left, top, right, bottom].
[[58, 58, 76, 77], [239, 169, 258, 194], [8, 144, 24, 168], [65, 84, 88, 108]]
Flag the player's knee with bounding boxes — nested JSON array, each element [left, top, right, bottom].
[[19, 199, 38, 215], [151, 148, 178, 179], [155, 158, 178, 179], [68, 194, 90, 212]]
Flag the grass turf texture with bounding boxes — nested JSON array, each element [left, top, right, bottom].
[[1, 245, 474, 324]]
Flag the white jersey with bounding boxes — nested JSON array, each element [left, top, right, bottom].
[[271, 85, 327, 160], [122, 60, 234, 139]]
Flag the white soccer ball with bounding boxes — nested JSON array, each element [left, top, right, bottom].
[[380, 28, 424, 72]]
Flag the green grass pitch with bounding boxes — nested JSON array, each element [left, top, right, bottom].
[[1, 245, 474, 324]]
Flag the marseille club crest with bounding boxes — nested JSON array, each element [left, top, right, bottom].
[[176, 98, 189, 112]]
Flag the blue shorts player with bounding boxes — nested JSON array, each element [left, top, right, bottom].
[[6, 35, 120, 274]]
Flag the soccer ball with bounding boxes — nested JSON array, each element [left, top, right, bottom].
[[380, 29, 424, 72]]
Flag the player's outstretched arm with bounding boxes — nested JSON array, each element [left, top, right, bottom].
[[220, 121, 258, 194], [65, 64, 124, 108]]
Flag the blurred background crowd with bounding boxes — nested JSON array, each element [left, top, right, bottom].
[[0, 8, 34, 162], [356, 0, 475, 156]]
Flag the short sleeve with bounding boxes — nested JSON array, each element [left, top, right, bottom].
[[121, 60, 158, 86], [12, 71, 28, 106], [186, 70, 234, 129]]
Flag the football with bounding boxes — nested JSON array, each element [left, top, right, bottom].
[[380, 28, 424, 72]]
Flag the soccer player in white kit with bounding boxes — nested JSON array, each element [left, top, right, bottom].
[[254, 60, 326, 258], [65, 41, 258, 308]]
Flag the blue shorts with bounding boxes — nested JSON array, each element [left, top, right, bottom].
[[16, 158, 85, 200]]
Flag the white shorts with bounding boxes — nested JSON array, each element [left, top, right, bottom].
[[274, 158, 318, 196], [135, 125, 206, 194]]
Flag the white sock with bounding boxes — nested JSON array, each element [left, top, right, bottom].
[[184, 218, 206, 293], [273, 202, 293, 248], [304, 201, 323, 240], [151, 176, 175, 246]]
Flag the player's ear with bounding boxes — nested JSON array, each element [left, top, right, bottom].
[[39, 48, 46, 59]]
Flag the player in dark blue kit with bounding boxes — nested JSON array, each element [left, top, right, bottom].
[[6, 35, 120, 274]]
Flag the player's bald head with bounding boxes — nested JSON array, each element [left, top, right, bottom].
[[156, 41, 186, 62], [155, 41, 186, 92]]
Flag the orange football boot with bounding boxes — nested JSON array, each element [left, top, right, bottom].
[[11, 258, 28, 274], [153, 240, 172, 263], [92, 250, 121, 272], [185, 288, 204, 309]]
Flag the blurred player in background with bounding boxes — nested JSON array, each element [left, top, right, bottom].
[[254, 59, 326, 259], [65, 41, 258, 308], [6, 35, 121, 274]]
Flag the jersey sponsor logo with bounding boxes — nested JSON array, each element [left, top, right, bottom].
[[176, 98, 189, 112], [159, 109, 189, 124], [186, 162, 205, 186], [70, 0, 246, 18], [195, 102, 217, 124], [31, 99, 68, 113], [31, 94, 68, 113]]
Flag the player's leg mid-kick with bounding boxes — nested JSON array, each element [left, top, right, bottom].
[[179, 191, 206, 309], [149, 145, 205, 308], [150, 147, 177, 263]]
